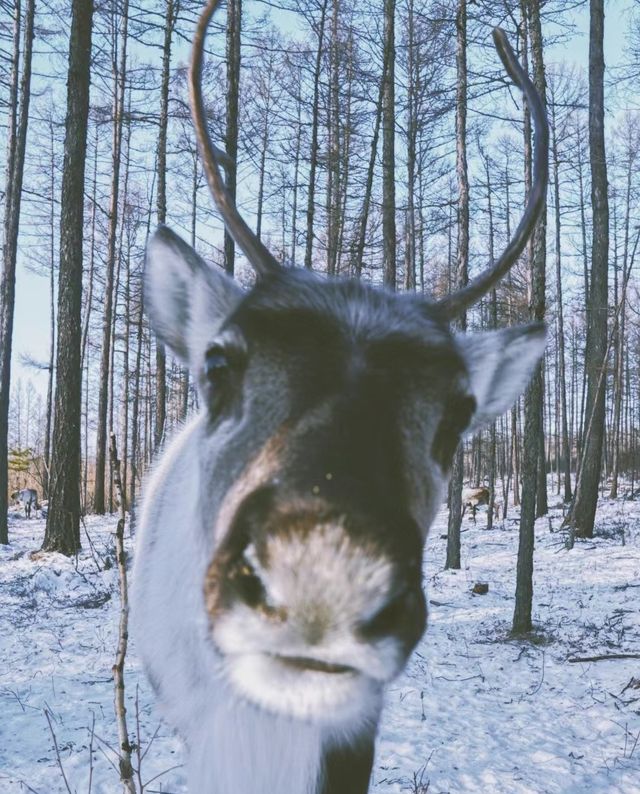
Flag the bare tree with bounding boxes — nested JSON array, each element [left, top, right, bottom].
[[566, 0, 609, 539], [94, 0, 130, 514], [155, 0, 179, 450], [446, 0, 468, 571], [382, 0, 397, 289], [513, 0, 547, 636], [0, 0, 35, 545], [43, 0, 94, 555], [224, 0, 241, 275]]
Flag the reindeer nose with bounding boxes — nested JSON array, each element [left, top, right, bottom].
[[207, 486, 427, 650]]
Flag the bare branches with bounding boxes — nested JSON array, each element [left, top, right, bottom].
[[568, 654, 640, 664], [44, 708, 73, 794], [109, 433, 137, 794]]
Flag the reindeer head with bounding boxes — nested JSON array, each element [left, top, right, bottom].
[[143, 0, 548, 732]]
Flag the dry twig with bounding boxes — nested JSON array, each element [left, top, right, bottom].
[[110, 433, 137, 794], [44, 708, 73, 794], [568, 653, 640, 663]]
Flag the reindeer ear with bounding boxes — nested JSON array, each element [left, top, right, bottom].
[[457, 323, 546, 434], [144, 226, 243, 367]]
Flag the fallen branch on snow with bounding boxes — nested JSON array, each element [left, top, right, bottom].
[[568, 653, 640, 663]]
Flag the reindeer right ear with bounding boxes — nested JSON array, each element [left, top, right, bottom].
[[144, 225, 243, 367]]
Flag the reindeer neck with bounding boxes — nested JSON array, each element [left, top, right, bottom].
[[187, 690, 377, 794]]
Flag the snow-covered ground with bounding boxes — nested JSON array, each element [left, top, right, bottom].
[[1, 495, 639, 793]]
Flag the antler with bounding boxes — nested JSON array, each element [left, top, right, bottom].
[[436, 27, 549, 318], [190, 0, 282, 276]]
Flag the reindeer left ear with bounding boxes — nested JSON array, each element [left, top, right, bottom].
[[457, 323, 546, 434]]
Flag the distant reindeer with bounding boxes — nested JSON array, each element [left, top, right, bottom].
[[461, 486, 491, 522], [133, 2, 548, 792], [11, 488, 39, 519]]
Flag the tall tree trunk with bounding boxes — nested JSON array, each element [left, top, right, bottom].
[[513, 0, 547, 635], [567, 0, 609, 539], [44, 119, 57, 501], [325, 0, 340, 276], [609, 157, 633, 498], [0, 0, 35, 545], [550, 93, 572, 502], [446, 0, 468, 571], [43, 0, 93, 555], [480, 145, 497, 529], [304, 0, 328, 270], [404, 0, 417, 292], [350, 49, 385, 278], [382, 0, 396, 289], [224, 0, 241, 275], [94, 0, 129, 513], [256, 50, 274, 244], [155, 0, 178, 450], [290, 68, 302, 266]]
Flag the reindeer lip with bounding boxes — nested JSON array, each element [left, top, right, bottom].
[[272, 655, 355, 675]]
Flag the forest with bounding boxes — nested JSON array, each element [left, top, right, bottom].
[[1, 0, 640, 792]]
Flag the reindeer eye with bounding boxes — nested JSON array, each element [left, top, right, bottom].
[[431, 394, 476, 470], [449, 395, 476, 431], [202, 342, 246, 420], [204, 346, 230, 382]]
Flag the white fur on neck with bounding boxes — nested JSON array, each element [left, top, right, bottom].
[[188, 696, 324, 794]]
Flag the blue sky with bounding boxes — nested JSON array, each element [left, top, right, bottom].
[[9, 1, 633, 398]]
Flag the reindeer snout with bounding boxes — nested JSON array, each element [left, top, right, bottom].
[[204, 487, 426, 657]]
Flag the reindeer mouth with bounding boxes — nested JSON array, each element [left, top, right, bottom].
[[272, 655, 356, 675]]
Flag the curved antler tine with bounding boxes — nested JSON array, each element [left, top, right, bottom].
[[436, 27, 549, 318], [190, 0, 282, 276]]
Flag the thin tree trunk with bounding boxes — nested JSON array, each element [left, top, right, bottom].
[[382, 0, 396, 289], [304, 0, 328, 270], [95, 0, 129, 513], [480, 145, 497, 529], [350, 51, 385, 278], [550, 94, 572, 502], [290, 68, 302, 266], [404, 0, 417, 292], [155, 0, 178, 450], [567, 0, 609, 539], [224, 0, 241, 274], [513, 0, 546, 634], [0, 0, 35, 544], [610, 160, 633, 498], [44, 120, 57, 501], [446, 0, 468, 571]]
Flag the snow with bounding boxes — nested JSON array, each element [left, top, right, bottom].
[[1, 496, 639, 793]]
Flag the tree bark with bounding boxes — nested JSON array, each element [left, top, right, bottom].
[[382, 0, 396, 289], [567, 0, 609, 539], [0, 0, 35, 545], [94, 0, 129, 513], [550, 91, 572, 503], [224, 0, 241, 275], [350, 46, 385, 278], [513, 0, 547, 635], [155, 0, 178, 451], [303, 0, 328, 270], [446, 0, 468, 571], [43, 0, 93, 555]]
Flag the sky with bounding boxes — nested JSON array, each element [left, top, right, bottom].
[[8, 1, 634, 401]]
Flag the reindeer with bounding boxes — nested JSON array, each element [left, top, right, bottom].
[[461, 486, 491, 522], [11, 488, 39, 519], [132, 2, 548, 792]]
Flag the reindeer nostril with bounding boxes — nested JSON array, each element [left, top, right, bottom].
[[227, 552, 287, 622], [228, 557, 266, 609]]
